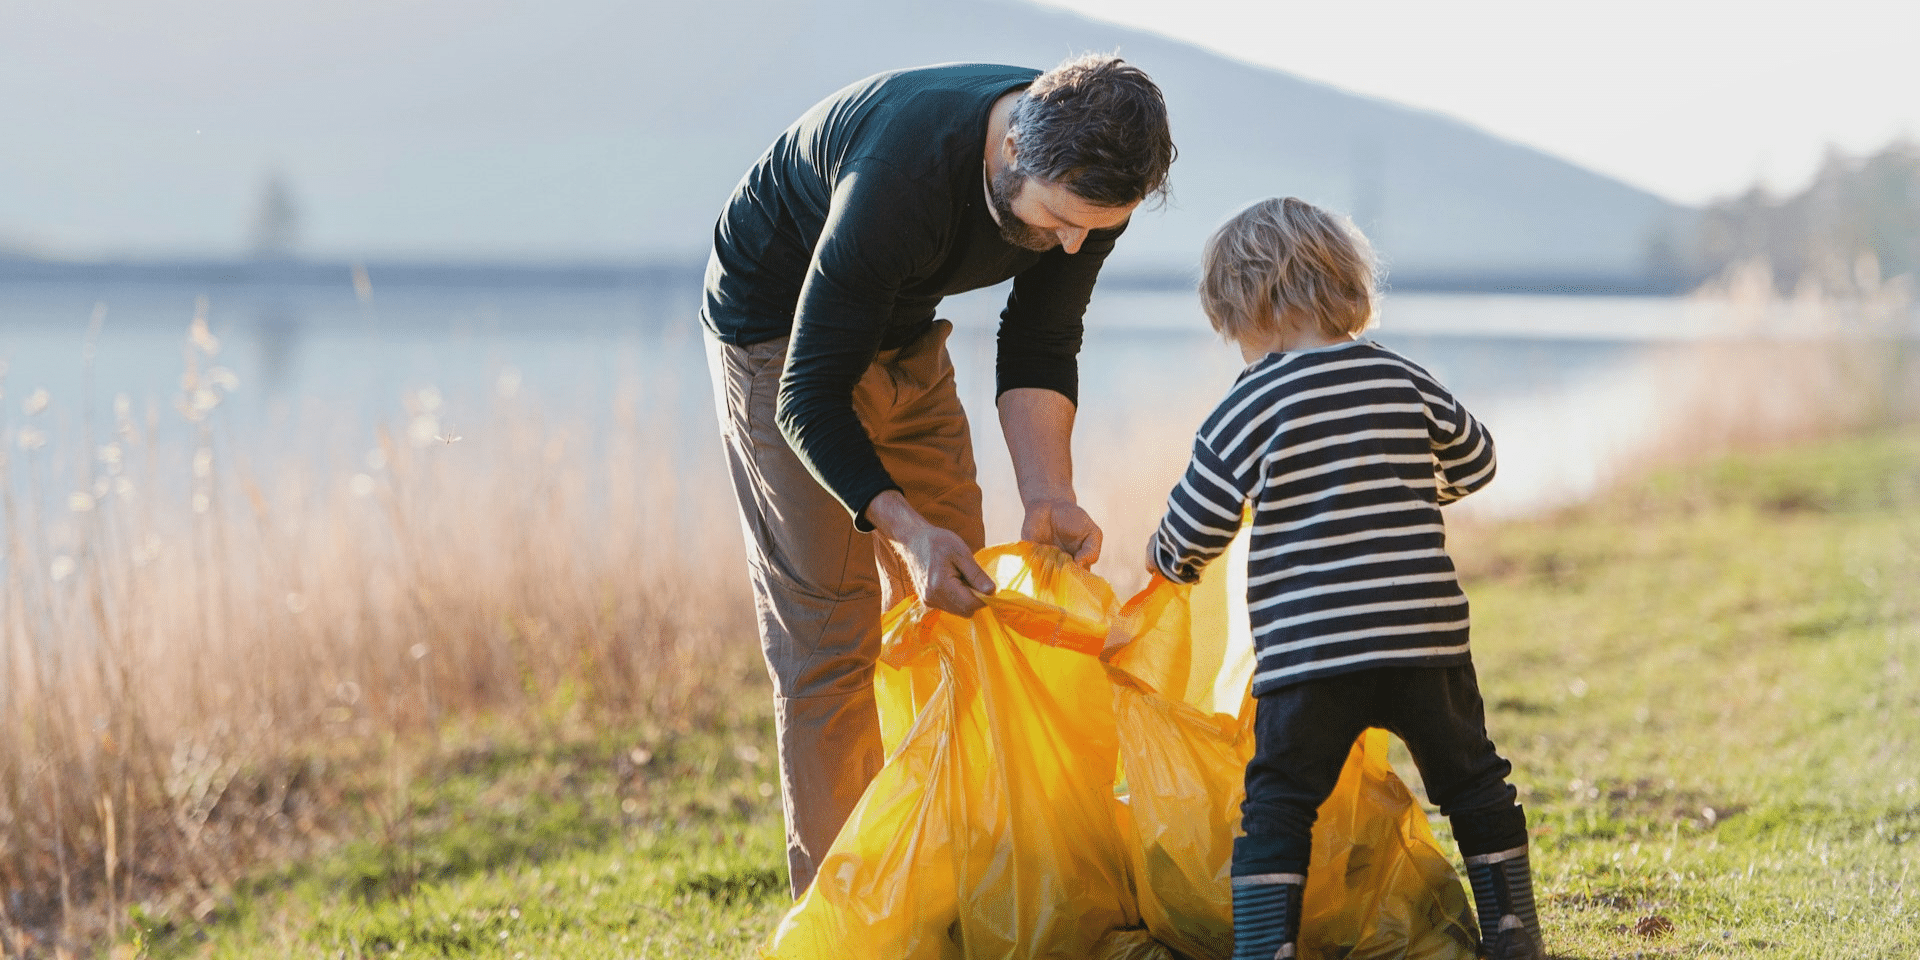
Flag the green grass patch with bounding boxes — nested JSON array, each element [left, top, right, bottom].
[[1446, 429, 1920, 958], [131, 708, 791, 960], [123, 430, 1920, 959]]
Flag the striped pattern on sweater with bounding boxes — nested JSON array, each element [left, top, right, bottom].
[[1150, 339, 1496, 695]]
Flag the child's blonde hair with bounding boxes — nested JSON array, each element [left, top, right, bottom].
[[1199, 197, 1378, 342]]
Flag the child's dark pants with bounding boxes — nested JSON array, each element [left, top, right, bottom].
[[1234, 662, 1529, 876]]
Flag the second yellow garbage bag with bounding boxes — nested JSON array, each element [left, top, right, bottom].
[[1301, 730, 1480, 960], [765, 543, 1477, 960], [1103, 568, 1477, 960]]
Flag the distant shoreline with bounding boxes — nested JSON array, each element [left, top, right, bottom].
[[0, 255, 1699, 297]]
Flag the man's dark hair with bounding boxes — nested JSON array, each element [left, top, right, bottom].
[[1008, 54, 1176, 208]]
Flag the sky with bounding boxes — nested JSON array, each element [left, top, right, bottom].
[[1037, 0, 1920, 205]]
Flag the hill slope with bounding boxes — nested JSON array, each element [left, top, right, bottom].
[[0, 0, 1687, 281]]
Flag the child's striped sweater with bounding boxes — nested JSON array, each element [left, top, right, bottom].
[[1150, 338, 1496, 695]]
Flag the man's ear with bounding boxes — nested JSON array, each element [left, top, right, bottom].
[[1001, 131, 1020, 169]]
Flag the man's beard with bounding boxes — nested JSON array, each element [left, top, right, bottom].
[[988, 165, 1059, 252]]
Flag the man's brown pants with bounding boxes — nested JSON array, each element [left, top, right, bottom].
[[705, 320, 985, 896]]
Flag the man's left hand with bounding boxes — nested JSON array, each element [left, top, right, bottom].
[[1022, 497, 1103, 566]]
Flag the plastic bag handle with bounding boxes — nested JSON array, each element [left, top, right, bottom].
[[979, 591, 1108, 657], [883, 542, 1118, 661]]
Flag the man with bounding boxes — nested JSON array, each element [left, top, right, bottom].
[[701, 54, 1175, 895]]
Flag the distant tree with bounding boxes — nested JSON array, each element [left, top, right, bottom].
[[1697, 140, 1920, 292], [249, 170, 302, 259], [1640, 208, 1701, 290]]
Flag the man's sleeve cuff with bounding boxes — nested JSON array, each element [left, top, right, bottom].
[[995, 354, 1079, 407]]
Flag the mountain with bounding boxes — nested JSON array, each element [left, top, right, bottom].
[[0, 0, 1690, 285]]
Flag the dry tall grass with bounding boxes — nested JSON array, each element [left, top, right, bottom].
[[0, 307, 757, 954], [1633, 257, 1917, 465], [1440, 259, 1918, 562]]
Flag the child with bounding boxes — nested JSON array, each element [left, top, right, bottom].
[[1146, 198, 1543, 960]]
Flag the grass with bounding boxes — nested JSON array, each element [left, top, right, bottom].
[[130, 708, 792, 960], [1446, 428, 1920, 958], [3, 277, 1915, 959], [79, 425, 1917, 960]]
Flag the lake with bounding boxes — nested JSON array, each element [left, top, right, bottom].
[[0, 277, 1777, 554]]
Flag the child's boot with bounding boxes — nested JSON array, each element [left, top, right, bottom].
[[1230, 872, 1304, 960], [1464, 846, 1544, 960]]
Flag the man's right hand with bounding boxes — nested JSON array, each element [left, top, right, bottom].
[[863, 490, 995, 617]]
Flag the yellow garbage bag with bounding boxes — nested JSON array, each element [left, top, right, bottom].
[[766, 543, 1476, 960], [1104, 576, 1245, 960], [767, 544, 1135, 960]]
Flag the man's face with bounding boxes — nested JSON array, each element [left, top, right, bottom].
[[988, 165, 1137, 254]]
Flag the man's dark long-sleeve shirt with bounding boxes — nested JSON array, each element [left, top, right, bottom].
[[700, 63, 1125, 526]]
